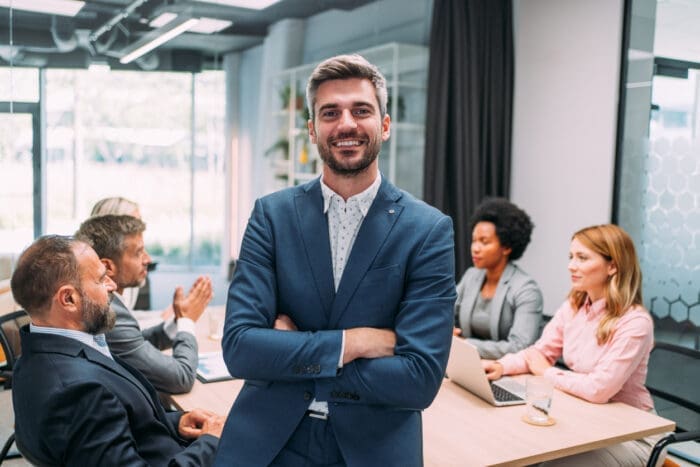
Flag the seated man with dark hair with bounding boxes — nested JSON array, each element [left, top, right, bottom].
[[10, 235, 223, 466]]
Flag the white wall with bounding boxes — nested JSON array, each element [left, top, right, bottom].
[[510, 0, 624, 314]]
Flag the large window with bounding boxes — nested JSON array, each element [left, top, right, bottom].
[[1, 66, 226, 270]]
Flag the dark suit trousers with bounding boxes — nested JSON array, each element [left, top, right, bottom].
[[270, 415, 345, 467]]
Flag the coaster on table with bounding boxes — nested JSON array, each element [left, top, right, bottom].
[[521, 414, 556, 426]]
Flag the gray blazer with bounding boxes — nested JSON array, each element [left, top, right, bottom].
[[455, 263, 543, 359], [106, 293, 198, 394]]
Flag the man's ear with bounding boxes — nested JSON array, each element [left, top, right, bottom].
[[308, 119, 317, 144], [102, 258, 117, 278], [56, 284, 80, 312]]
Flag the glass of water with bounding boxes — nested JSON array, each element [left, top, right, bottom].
[[525, 376, 553, 425]]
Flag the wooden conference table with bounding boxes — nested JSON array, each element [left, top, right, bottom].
[[167, 307, 674, 467]]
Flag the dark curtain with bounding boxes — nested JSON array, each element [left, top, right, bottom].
[[423, 0, 514, 277]]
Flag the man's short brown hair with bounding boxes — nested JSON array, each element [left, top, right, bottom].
[[75, 214, 146, 262]]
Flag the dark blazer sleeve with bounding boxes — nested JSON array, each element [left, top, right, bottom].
[[107, 300, 198, 394], [43, 382, 217, 467]]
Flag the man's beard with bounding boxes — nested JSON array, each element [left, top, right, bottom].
[[317, 129, 382, 177], [81, 291, 116, 335]]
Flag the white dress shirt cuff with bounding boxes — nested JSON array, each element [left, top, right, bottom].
[[338, 330, 346, 369], [164, 316, 196, 338]]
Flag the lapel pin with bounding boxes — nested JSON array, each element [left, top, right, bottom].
[[388, 209, 395, 214]]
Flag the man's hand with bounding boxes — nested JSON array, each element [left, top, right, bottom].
[[173, 276, 213, 322], [524, 348, 552, 376], [274, 313, 298, 331], [343, 328, 396, 364], [482, 359, 503, 381], [178, 408, 225, 439]]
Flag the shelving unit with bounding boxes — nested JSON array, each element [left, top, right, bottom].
[[264, 42, 428, 198]]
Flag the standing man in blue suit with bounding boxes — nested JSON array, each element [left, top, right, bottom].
[[215, 54, 456, 466]]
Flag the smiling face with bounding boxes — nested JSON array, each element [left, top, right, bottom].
[[308, 77, 390, 179], [568, 237, 617, 302]]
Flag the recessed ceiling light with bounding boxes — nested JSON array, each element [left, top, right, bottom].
[[149, 12, 178, 28], [0, 0, 85, 17], [192, 0, 282, 10], [189, 18, 233, 34]]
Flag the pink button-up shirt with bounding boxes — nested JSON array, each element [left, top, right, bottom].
[[499, 298, 654, 411]]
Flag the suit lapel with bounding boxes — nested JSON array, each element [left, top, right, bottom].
[[460, 269, 485, 338], [83, 347, 164, 418], [328, 179, 403, 328], [489, 263, 515, 339], [295, 180, 335, 316]]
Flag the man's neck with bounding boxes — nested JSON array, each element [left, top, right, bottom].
[[322, 166, 379, 201]]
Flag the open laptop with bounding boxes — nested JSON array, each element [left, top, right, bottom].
[[446, 336, 526, 406]]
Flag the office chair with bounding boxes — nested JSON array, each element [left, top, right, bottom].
[[645, 342, 700, 466], [0, 309, 30, 461]]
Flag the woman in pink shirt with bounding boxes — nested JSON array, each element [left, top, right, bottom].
[[483, 224, 661, 466]]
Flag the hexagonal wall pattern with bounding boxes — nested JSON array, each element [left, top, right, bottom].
[[619, 134, 699, 348]]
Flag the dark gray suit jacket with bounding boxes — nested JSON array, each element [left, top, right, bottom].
[[455, 262, 543, 359], [13, 326, 217, 466], [106, 293, 198, 394]]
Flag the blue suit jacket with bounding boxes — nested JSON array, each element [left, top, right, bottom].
[[12, 326, 218, 466], [215, 177, 456, 466]]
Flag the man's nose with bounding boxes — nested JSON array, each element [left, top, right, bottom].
[[338, 109, 358, 129]]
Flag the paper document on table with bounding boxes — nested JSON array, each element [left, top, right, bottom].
[[196, 352, 234, 383]]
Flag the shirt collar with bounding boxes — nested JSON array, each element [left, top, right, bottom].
[[320, 172, 382, 215], [583, 297, 607, 317], [29, 323, 112, 357]]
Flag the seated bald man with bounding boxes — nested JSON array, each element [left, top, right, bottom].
[[10, 235, 223, 466]]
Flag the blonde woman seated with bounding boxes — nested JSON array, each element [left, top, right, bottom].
[[453, 198, 543, 359], [483, 224, 661, 466]]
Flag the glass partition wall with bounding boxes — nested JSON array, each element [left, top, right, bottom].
[[616, 0, 700, 350]]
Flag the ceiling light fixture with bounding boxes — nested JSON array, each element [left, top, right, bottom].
[[148, 12, 178, 28], [119, 15, 199, 64], [192, 0, 282, 10], [189, 18, 232, 34], [0, 0, 85, 17], [150, 13, 232, 34]]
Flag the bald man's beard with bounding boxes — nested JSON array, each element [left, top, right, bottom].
[[81, 292, 116, 335]]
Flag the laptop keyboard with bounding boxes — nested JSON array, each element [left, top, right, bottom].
[[490, 382, 524, 402]]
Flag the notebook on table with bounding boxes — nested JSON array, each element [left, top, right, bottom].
[[196, 352, 235, 383], [446, 336, 526, 406]]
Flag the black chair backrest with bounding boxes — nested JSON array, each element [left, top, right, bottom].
[[0, 310, 30, 375], [646, 342, 700, 433]]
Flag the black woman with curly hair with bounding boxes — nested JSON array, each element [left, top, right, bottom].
[[453, 197, 544, 359]]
